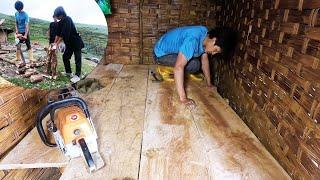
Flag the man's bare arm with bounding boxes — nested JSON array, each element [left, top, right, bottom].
[[201, 53, 212, 86], [174, 53, 196, 108], [23, 23, 29, 38], [174, 52, 187, 101], [201, 53, 217, 91], [15, 21, 18, 34], [54, 36, 63, 45]]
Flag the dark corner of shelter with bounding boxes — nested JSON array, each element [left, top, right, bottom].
[[0, 0, 319, 180]]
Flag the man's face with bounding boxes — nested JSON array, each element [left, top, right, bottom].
[[205, 37, 222, 55], [56, 15, 63, 21]]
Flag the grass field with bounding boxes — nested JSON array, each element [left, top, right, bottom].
[[0, 13, 108, 89]]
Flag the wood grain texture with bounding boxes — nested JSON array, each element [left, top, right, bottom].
[[60, 65, 148, 180], [189, 81, 291, 179], [0, 128, 69, 170], [139, 69, 210, 180], [139, 68, 290, 180], [2, 168, 61, 180]]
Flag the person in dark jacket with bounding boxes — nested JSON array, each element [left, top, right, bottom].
[[52, 6, 84, 83]]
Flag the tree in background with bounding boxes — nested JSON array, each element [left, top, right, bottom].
[[96, 0, 111, 15]]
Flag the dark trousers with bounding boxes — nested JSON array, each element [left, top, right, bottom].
[[154, 54, 201, 73], [19, 32, 31, 50], [63, 47, 82, 76]]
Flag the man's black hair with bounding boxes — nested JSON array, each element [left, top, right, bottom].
[[207, 27, 238, 59], [53, 6, 67, 17], [15, 1, 24, 11]]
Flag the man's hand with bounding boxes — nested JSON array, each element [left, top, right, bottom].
[[207, 83, 217, 91], [15, 33, 22, 38], [180, 98, 196, 110], [51, 43, 57, 51]]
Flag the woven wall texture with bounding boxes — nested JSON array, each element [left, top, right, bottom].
[[0, 87, 47, 157], [105, 0, 216, 64], [215, 0, 320, 179], [0, 86, 48, 179]]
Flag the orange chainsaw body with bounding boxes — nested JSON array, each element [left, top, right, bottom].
[[56, 106, 93, 145]]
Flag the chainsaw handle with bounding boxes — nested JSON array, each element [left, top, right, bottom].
[[36, 97, 91, 147]]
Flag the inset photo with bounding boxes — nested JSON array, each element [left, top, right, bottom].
[[0, 0, 108, 89]]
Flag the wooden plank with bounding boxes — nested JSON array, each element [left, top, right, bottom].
[[139, 67, 211, 179], [60, 65, 148, 179], [188, 81, 291, 179], [139, 69, 290, 179], [2, 168, 61, 180], [0, 128, 69, 170], [0, 64, 123, 170]]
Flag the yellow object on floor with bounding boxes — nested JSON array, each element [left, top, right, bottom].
[[156, 65, 204, 82], [156, 65, 174, 81], [187, 73, 204, 81]]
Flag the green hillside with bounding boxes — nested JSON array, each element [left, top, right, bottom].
[[0, 13, 108, 57]]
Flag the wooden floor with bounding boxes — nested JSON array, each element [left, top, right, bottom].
[[0, 64, 290, 180]]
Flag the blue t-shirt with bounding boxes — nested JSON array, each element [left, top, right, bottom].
[[154, 26, 208, 61], [15, 11, 29, 33]]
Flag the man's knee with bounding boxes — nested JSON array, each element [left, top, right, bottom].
[[156, 54, 178, 67], [185, 59, 200, 73]]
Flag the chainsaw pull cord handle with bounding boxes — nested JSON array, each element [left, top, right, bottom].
[[36, 97, 91, 147]]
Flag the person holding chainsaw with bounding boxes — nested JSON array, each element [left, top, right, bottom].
[[153, 26, 237, 109], [52, 6, 84, 83], [14, 1, 34, 63]]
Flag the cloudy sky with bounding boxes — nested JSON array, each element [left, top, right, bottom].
[[0, 0, 107, 26]]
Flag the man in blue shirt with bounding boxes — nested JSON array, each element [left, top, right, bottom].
[[154, 26, 237, 108], [14, 1, 34, 62]]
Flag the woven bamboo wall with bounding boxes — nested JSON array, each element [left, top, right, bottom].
[[215, 0, 320, 179], [0, 83, 52, 179], [0, 86, 47, 157], [105, 0, 216, 65]]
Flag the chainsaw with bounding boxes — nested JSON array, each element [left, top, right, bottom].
[[36, 88, 103, 173]]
